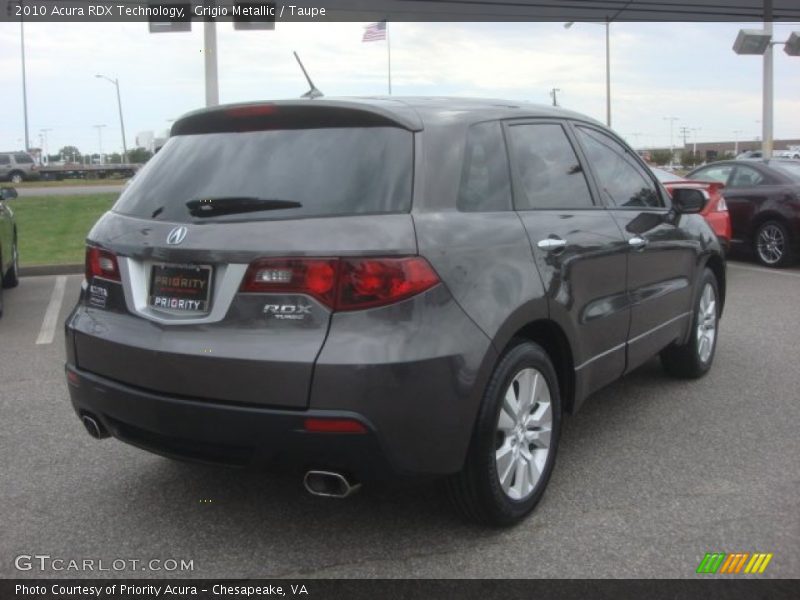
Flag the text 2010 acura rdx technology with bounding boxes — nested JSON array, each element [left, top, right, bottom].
[[65, 98, 725, 525]]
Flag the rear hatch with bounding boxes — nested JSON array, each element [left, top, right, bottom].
[[72, 101, 420, 409]]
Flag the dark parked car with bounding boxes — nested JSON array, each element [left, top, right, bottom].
[[65, 98, 725, 525], [687, 159, 800, 267], [0, 186, 20, 317]]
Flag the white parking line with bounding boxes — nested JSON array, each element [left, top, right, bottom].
[[35, 275, 67, 345], [728, 263, 800, 279]]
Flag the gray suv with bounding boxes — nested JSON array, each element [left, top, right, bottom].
[[0, 151, 38, 183], [65, 98, 725, 525]]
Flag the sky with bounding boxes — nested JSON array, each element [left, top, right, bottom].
[[1, 20, 799, 155]]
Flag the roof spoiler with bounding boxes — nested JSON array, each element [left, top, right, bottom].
[[171, 100, 423, 136]]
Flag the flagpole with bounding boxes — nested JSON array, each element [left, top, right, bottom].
[[387, 21, 392, 95]]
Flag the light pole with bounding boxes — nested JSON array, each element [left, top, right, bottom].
[[95, 74, 128, 163], [733, 129, 743, 155], [93, 125, 106, 163], [691, 127, 701, 154], [565, 20, 611, 126], [663, 117, 679, 168], [20, 21, 30, 151], [40, 128, 52, 160], [550, 88, 561, 107]]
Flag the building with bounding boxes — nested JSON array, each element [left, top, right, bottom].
[[684, 138, 800, 160]]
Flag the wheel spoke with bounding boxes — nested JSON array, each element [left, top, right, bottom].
[[528, 401, 551, 426], [515, 370, 536, 416], [497, 446, 516, 492], [502, 388, 519, 425], [526, 425, 552, 448], [511, 456, 528, 498]]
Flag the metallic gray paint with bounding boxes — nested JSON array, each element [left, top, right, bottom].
[[65, 97, 725, 477]]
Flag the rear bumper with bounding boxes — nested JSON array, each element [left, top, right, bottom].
[[66, 365, 397, 482]]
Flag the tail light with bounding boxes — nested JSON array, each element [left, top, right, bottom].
[[715, 195, 728, 212], [241, 256, 440, 311], [304, 418, 367, 434], [85, 246, 121, 282]]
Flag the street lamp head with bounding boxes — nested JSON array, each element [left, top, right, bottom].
[[733, 29, 772, 55], [784, 31, 800, 57]]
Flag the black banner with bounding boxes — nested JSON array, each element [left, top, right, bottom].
[[2, 580, 799, 600], [2, 0, 800, 23]]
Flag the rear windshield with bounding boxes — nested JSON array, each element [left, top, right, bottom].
[[113, 127, 413, 222], [770, 161, 800, 181]]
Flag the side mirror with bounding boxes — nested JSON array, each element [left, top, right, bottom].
[[670, 188, 707, 214], [0, 187, 18, 201]]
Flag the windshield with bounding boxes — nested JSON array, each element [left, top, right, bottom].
[[113, 127, 413, 222]]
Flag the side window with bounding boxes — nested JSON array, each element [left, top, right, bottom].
[[457, 121, 512, 212], [576, 126, 663, 208], [691, 165, 733, 184], [13, 153, 33, 164], [728, 166, 765, 188], [0, 155, 10, 165], [507, 123, 594, 210]]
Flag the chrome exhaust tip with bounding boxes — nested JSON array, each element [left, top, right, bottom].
[[81, 415, 109, 439], [303, 470, 361, 498]]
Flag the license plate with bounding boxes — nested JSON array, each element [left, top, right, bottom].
[[149, 264, 213, 313]]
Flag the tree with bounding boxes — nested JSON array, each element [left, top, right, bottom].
[[650, 149, 673, 166], [107, 152, 122, 164], [126, 147, 153, 164], [59, 146, 81, 162], [680, 150, 701, 168]]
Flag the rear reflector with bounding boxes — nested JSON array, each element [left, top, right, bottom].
[[241, 256, 440, 311], [85, 246, 121, 282], [66, 370, 80, 387], [304, 418, 367, 434]]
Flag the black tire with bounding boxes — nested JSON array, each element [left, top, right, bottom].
[[9, 171, 24, 184], [661, 268, 719, 378], [753, 220, 794, 268], [2, 236, 19, 289], [446, 340, 562, 526]]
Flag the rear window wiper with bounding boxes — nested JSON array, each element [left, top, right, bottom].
[[186, 197, 302, 218]]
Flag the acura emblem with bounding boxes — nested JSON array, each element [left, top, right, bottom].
[[166, 226, 188, 245]]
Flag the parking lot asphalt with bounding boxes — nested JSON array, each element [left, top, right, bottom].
[[1, 259, 798, 579]]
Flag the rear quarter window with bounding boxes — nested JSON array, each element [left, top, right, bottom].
[[457, 121, 512, 212]]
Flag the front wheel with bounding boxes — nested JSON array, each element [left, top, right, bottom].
[[9, 172, 24, 184], [754, 220, 794, 268], [661, 268, 719, 378], [446, 341, 561, 526]]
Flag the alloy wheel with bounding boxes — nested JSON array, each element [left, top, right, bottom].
[[495, 367, 553, 501], [696, 283, 717, 363], [756, 224, 785, 265]]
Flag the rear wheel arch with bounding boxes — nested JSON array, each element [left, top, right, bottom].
[[505, 320, 575, 415], [703, 254, 725, 318]]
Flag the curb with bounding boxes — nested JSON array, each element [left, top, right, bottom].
[[20, 264, 83, 277]]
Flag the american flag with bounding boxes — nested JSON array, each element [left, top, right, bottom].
[[362, 21, 387, 42]]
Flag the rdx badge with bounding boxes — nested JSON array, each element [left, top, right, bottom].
[[263, 303, 312, 320]]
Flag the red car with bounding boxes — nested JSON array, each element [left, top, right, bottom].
[[651, 167, 731, 252]]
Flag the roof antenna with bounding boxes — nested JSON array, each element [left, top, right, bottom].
[[293, 51, 323, 99]]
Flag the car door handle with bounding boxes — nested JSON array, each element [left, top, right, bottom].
[[537, 238, 567, 251], [628, 236, 648, 249]]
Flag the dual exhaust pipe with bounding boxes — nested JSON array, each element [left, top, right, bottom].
[[81, 414, 359, 498], [81, 414, 109, 439]]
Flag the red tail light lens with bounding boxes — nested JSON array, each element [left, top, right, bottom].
[[241, 257, 440, 311], [85, 246, 120, 282], [338, 257, 440, 310]]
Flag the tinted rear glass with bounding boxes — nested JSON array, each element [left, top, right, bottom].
[[113, 127, 413, 222]]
